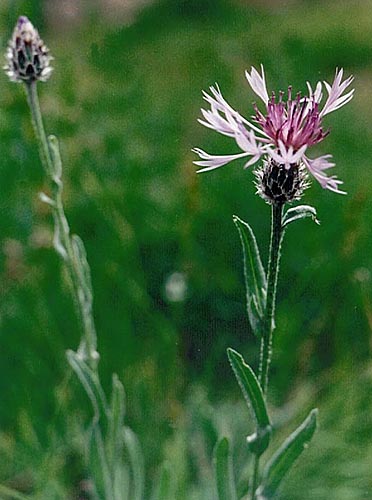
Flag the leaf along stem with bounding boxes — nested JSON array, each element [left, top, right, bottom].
[[25, 81, 98, 370]]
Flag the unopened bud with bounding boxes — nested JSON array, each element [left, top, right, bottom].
[[4, 16, 53, 84]]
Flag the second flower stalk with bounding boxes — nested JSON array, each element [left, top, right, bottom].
[[26, 79, 99, 370]]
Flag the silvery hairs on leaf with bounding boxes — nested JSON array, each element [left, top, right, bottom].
[[4, 16, 53, 83]]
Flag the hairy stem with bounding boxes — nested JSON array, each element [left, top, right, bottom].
[[259, 202, 284, 393], [25, 81, 98, 370], [250, 202, 283, 500], [25, 80, 53, 174]]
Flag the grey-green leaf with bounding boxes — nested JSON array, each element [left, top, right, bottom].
[[114, 462, 130, 500], [227, 348, 270, 430], [66, 350, 108, 427], [233, 215, 267, 337], [48, 134, 62, 182], [89, 423, 114, 499], [107, 374, 126, 470], [71, 234, 93, 308], [259, 408, 318, 497], [123, 427, 145, 500], [213, 437, 238, 500], [152, 463, 171, 500], [51, 209, 68, 261], [282, 205, 319, 229]]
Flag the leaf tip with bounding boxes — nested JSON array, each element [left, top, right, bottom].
[[226, 347, 241, 365], [309, 408, 319, 424], [232, 214, 242, 226], [66, 349, 74, 360]]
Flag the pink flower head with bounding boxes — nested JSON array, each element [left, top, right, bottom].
[[193, 66, 354, 194]]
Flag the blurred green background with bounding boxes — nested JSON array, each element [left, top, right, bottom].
[[0, 0, 371, 498]]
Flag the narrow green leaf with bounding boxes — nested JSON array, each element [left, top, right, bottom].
[[282, 205, 319, 229], [39, 191, 55, 207], [66, 350, 108, 427], [213, 438, 238, 500], [71, 234, 93, 307], [114, 462, 130, 500], [123, 427, 145, 500], [227, 349, 270, 428], [260, 409, 318, 497], [152, 463, 171, 500], [233, 215, 266, 337], [89, 423, 114, 499], [51, 210, 68, 261], [107, 374, 126, 469], [47, 134, 62, 181]]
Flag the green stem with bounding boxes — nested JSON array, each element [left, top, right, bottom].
[[25, 81, 98, 370], [250, 454, 260, 500], [25, 81, 53, 175], [249, 202, 283, 500], [259, 202, 284, 394]]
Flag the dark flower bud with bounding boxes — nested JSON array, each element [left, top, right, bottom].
[[254, 158, 310, 205], [4, 16, 53, 84]]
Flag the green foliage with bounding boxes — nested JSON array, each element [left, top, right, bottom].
[[123, 427, 145, 500], [151, 463, 172, 500], [0, 484, 29, 500], [233, 216, 267, 337], [260, 409, 318, 498], [107, 374, 126, 470], [67, 349, 142, 499], [0, 0, 371, 498], [66, 350, 108, 425], [282, 205, 319, 229], [213, 437, 238, 500], [227, 348, 271, 455]]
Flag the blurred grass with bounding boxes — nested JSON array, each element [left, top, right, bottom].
[[0, 0, 371, 498]]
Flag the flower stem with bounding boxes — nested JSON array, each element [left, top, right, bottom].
[[249, 202, 283, 500], [259, 201, 284, 393], [25, 81, 98, 370], [25, 81, 54, 175], [250, 454, 260, 500]]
